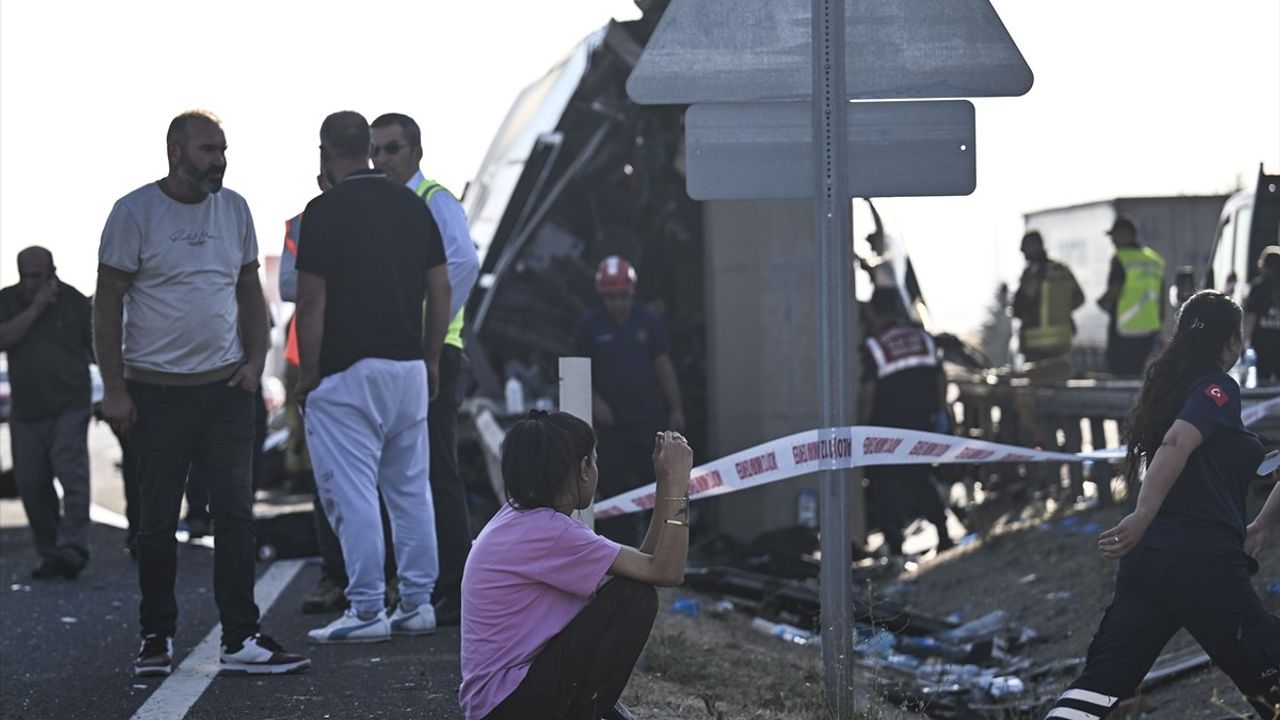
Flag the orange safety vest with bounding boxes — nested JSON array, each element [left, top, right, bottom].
[[283, 214, 302, 366]]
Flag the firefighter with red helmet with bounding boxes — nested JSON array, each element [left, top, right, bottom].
[[571, 256, 685, 543]]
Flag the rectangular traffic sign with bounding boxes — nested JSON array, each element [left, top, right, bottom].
[[626, 0, 1033, 105], [684, 100, 975, 200]]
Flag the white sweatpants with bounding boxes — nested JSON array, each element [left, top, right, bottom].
[[305, 358, 437, 615]]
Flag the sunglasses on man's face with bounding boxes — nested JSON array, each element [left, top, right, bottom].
[[371, 141, 411, 158]]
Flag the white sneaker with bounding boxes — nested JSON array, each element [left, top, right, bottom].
[[389, 602, 437, 636], [219, 634, 310, 675], [307, 608, 390, 644]]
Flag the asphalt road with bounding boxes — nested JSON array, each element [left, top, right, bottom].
[[0, 423, 465, 720]]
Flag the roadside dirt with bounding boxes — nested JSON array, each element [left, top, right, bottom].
[[620, 482, 1280, 719]]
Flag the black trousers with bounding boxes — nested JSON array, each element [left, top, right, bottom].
[[1106, 333, 1158, 377], [595, 421, 661, 546], [865, 465, 951, 555], [130, 380, 260, 646], [1047, 546, 1280, 719], [429, 345, 470, 602], [484, 577, 658, 720], [110, 424, 141, 552]]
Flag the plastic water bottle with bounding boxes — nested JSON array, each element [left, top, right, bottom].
[[981, 675, 1027, 698], [504, 376, 525, 414], [670, 598, 701, 617], [750, 618, 819, 646], [796, 489, 818, 529], [1245, 347, 1257, 389]]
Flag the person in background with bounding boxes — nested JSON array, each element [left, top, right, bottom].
[[95, 110, 308, 677], [460, 412, 691, 720], [370, 112, 481, 627], [1011, 231, 1084, 365], [1243, 245, 1280, 384], [0, 247, 93, 579], [571, 256, 684, 544], [296, 111, 451, 644], [278, 172, 355, 615], [1097, 216, 1166, 376], [858, 286, 957, 557], [1045, 290, 1280, 718]]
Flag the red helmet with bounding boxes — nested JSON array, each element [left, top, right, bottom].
[[595, 256, 637, 292]]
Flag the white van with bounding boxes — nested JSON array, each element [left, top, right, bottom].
[[1195, 165, 1280, 305]]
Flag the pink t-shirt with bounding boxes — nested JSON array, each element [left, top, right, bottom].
[[459, 503, 622, 720]]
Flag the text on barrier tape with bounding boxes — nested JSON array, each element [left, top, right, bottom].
[[593, 393, 1280, 518]]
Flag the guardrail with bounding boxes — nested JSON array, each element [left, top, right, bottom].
[[949, 369, 1280, 506]]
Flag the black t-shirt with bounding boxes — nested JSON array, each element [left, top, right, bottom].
[[1245, 276, 1280, 380], [859, 324, 942, 430], [1142, 372, 1264, 558], [0, 280, 93, 420], [295, 170, 446, 377]]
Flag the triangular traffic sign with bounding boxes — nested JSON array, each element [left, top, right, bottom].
[[627, 0, 1033, 104]]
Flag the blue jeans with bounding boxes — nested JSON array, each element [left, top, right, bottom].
[[130, 379, 260, 645]]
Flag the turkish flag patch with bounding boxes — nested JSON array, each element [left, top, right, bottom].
[[1204, 383, 1229, 407]]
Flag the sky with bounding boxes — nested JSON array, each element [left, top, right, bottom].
[[1, 0, 1277, 338]]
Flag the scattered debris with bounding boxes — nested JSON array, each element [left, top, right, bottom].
[[670, 598, 700, 617], [707, 599, 735, 618], [750, 618, 819, 647]]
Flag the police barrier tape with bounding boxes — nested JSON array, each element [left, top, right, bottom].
[[1243, 393, 1280, 427], [593, 393, 1280, 518]]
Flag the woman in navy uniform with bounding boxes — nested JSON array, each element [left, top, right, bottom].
[[1046, 290, 1280, 719]]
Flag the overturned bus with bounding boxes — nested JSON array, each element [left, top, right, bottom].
[[458, 4, 963, 541]]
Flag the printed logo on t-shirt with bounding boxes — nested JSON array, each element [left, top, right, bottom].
[[170, 228, 219, 247], [1204, 383, 1229, 408]]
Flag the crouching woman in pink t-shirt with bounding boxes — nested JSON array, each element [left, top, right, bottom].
[[459, 410, 693, 720]]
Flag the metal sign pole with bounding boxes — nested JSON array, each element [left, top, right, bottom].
[[814, 0, 855, 715]]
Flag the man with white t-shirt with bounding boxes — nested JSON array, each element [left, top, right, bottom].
[[95, 110, 310, 678]]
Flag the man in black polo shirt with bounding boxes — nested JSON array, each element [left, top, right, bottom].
[[295, 111, 451, 644], [0, 247, 93, 579]]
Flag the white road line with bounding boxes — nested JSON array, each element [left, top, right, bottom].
[[90, 503, 215, 549], [128, 558, 305, 720], [90, 502, 130, 530]]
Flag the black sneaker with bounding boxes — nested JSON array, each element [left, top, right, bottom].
[[31, 558, 62, 579], [432, 595, 461, 627], [55, 547, 88, 579], [301, 576, 349, 615], [134, 634, 174, 677], [220, 633, 310, 675]]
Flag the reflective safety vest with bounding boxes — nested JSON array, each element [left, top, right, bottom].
[[1115, 246, 1166, 337], [1021, 260, 1079, 356], [864, 325, 938, 379], [283, 214, 303, 367], [415, 178, 465, 350]]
